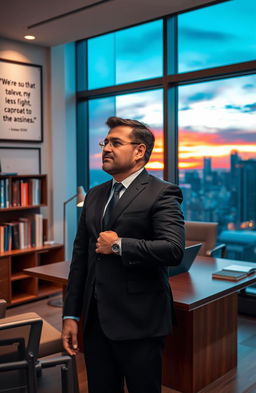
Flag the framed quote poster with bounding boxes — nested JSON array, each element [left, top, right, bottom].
[[0, 58, 43, 142]]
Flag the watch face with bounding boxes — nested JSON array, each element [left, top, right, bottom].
[[112, 243, 120, 254]]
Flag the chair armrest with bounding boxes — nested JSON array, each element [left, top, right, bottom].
[[39, 355, 79, 393], [0, 337, 26, 359], [0, 313, 43, 360], [0, 337, 25, 347], [0, 312, 42, 329], [0, 299, 7, 318], [206, 243, 226, 258]]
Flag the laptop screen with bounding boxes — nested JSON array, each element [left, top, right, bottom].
[[168, 243, 202, 277]]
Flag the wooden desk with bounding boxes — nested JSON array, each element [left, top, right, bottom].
[[24, 261, 69, 305], [24, 257, 256, 393], [24, 261, 70, 287]]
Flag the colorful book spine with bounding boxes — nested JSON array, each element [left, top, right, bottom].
[[0, 226, 4, 253], [12, 180, 20, 207], [18, 221, 25, 249], [0, 179, 5, 208], [4, 225, 10, 251], [11, 223, 20, 250], [35, 213, 43, 247], [20, 181, 29, 206], [5, 178, 10, 208]]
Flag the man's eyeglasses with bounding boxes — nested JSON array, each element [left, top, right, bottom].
[[99, 139, 140, 150]]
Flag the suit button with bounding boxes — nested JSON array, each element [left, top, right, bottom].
[[97, 257, 101, 261]]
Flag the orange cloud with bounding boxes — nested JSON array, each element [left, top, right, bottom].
[[178, 128, 256, 169]]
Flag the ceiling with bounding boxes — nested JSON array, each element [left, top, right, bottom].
[[0, 0, 222, 47]]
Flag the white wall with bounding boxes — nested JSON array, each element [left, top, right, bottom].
[[51, 43, 77, 259]]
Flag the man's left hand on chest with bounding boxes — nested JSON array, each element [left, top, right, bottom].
[[96, 231, 119, 254]]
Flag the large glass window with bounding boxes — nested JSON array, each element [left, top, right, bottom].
[[88, 20, 163, 89], [89, 89, 163, 187], [178, 0, 256, 73], [178, 74, 256, 260], [77, 0, 256, 264]]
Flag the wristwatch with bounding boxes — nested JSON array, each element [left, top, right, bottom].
[[112, 240, 121, 255]]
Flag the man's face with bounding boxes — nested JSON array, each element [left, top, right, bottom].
[[102, 126, 142, 176]]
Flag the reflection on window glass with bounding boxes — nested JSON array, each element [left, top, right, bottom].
[[178, 74, 256, 261], [88, 20, 163, 89], [89, 89, 163, 187], [178, 0, 256, 73]]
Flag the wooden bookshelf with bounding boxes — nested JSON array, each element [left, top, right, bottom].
[[0, 174, 64, 306]]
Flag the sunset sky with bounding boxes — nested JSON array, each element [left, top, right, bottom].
[[178, 74, 256, 171]]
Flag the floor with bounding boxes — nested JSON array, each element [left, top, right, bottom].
[[6, 294, 256, 393]]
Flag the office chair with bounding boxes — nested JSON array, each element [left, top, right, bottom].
[[0, 300, 79, 393], [185, 221, 226, 258]]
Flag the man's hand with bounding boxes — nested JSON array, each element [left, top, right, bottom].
[[96, 231, 118, 254], [62, 319, 79, 356]]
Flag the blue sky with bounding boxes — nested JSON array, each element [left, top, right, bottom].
[[178, 0, 256, 72], [88, 20, 162, 89]]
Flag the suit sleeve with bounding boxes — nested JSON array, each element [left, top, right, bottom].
[[63, 198, 88, 318], [121, 184, 185, 267]]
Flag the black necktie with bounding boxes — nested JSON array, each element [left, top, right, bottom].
[[102, 183, 124, 230]]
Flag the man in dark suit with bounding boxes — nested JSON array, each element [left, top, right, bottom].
[[62, 117, 184, 393]]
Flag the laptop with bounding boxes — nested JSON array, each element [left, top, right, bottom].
[[168, 243, 202, 277]]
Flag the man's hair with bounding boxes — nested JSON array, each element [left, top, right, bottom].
[[106, 116, 155, 163]]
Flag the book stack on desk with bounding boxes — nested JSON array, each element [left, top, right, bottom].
[[212, 264, 256, 281]]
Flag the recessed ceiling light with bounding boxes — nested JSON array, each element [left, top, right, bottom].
[[24, 34, 36, 40]]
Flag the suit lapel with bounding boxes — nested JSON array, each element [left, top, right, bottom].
[[94, 181, 112, 234], [108, 169, 149, 229]]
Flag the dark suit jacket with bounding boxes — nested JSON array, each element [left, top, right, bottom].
[[63, 169, 184, 341]]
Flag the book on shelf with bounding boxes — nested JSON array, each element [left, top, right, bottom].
[[0, 179, 5, 208], [35, 213, 43, 247], [28, 178, 41, 205], [11, 222, 20, 250], [19, 217, 32, 248], [0, 225, 4, 253], [212, 264, 256, 281], [5, 178, 10, 208], [0, 176, 42, 208], [12, 180, 20, 207], [0, 225, 10, 253], [20, 180, 29, 207], [18, 221, 25, 249], [0, 178, 10, 208], [0, 214, 44, 253]]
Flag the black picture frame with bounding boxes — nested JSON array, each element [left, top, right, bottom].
[[0, 58, 43, 143], [0, 146, 41, 174]]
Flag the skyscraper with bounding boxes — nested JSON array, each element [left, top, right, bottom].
[[203, 157, 212, 177], [238, 159, 256, 225], [230, 150, 240, 179], [203, 157, 212, 192]]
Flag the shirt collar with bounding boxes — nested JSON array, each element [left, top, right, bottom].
[[112, 167, 144, 190]]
